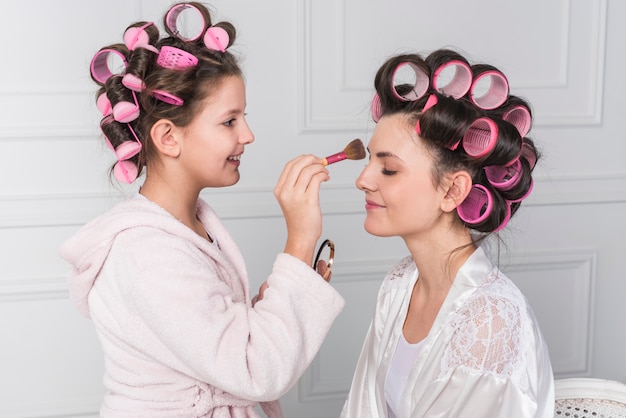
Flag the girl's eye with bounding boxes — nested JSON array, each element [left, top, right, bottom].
[[223, 118, 235, 127]]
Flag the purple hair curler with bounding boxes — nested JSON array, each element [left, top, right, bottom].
[[432, 60, 472, 99], [457, 184, 493, 225], [391, 62, 430, 102], [157, 46, 199, 70], [470, 69, 509, 110], [503, 104, 531, 138], [485, 159, 522, 191], [371, 93, 382, 122], [90, 48, 128, 85], [461, 117, 498, 158]]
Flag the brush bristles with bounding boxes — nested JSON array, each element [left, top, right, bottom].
[[344, 138, 366, 160]]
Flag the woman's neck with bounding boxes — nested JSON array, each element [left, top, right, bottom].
[[404, 228, 475, 295]]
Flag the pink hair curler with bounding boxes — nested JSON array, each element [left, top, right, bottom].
[[457, 184, 493, 224], [371, 93, 382, 122], [521, 139, 537, 170], [151, 90, 184, 106], [96, 92, 112, 116], [508, 178, 534, 203], [493, 201, 512, 232], [165, 3, 206, 42], [204, 26, 229, 52], [157, 46, 199, 70], [485, 159, 522, 191], [502, 104, 531, 138], [391, 62, 430, 102], [114, 160, 139, 184], [470, 69, 509, 110], [432, 60, 472, 99], [415, 94, 439, 136], [90, 48, 128, 85], [461, 117, 498, 158], [113, 90, 140, 123], [123, 22, 159, 53], [121, 73, 145, 92], [102, 122, 142, 161], [102, 122, 142, 184]]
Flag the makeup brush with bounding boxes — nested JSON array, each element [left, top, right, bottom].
[[322, 138, 366, 166]]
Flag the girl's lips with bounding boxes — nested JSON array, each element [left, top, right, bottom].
[[365, 199, 384, 210], [227, 154, 242, 166]]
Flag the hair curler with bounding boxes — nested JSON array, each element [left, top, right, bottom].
[[521, 139, 537, 170], [165, 3, 207, 41], [156, 46, 199, 70], [415, 94, 439, 136], [204, 26, 229, 52], [113, 90, 140, 123], [151, 90, 184, 106], [96, 92, 112, 116], [461, 117, 498, 158], [502, 104, 531, 138], [90, 48, 128, 85], [508, 178, 534, 203], [391, 62, 430, 102], [469, 67, 509, 110], [432, 60, 472, 99], [493, 201, 512, 232], [485, 159, 522, 191], [123, 22, 158, 53], [121, 73, 145, 92], [371, 93, 382, 122], [457, 184, 493, 225]]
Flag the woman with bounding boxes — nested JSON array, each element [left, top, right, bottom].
[[341, 49, 554, 417]]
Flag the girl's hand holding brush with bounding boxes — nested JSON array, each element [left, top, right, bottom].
[[322, 139, 366, 166]]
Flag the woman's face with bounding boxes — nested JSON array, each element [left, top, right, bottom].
[[178, 75, 254, 189], [355, 113, 449, 239]]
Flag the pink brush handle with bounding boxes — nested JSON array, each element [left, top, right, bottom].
[[323, 152, 347, 165]]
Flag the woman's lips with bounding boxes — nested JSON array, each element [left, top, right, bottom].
[[365, 199, 384, 210]]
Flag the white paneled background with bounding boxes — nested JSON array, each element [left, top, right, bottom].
[[1, 0, 625, 417]]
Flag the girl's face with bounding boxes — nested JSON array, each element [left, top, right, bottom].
[[355, 113, 449, 240], [179, 75, 254, 188]]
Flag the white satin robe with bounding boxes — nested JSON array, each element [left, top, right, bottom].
[[341, 247, 554, 418]]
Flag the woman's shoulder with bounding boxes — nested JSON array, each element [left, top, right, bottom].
[[385, 255, 416, 282]]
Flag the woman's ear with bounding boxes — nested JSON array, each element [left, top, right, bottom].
[[441, 171, 473, 213], [150, 119, 181, 158]]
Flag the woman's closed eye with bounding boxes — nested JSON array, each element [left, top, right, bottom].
[[382, 167, 397, 175]]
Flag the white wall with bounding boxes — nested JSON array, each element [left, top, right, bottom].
[[1, 0, 625, 417]]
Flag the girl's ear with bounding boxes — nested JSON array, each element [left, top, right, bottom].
[[441, 171, 473, 213], [150, 119, 181, 158]]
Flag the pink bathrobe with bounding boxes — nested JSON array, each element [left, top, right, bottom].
[[60, 195, 344, 418]]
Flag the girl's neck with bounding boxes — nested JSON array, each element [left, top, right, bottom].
[[139, 174, 202, 234]]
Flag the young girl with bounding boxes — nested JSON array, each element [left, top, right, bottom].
[[341, 50, 554, 417], [60, 3, 344, 417]]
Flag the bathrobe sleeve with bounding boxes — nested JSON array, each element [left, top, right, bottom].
[[93, 225, 344, 402]]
